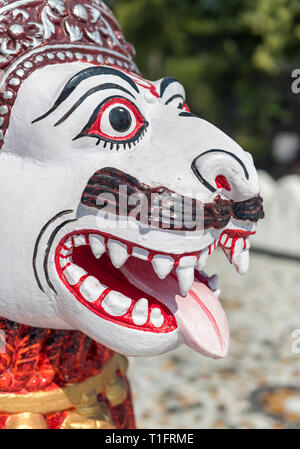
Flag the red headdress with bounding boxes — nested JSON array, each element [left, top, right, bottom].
[[0, 0, 138, 148]]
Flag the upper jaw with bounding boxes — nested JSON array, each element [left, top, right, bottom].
[[55, 217, 255, 302]]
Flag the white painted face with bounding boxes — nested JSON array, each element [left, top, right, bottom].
[[0, 62, 263, 358]]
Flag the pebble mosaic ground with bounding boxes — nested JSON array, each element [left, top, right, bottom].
[[129, 250, 300, 429]]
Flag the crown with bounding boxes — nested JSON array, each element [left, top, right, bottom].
[[0, 0, 139, 148]]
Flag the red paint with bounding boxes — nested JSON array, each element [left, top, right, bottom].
[[219, 229, 255, 240], [87, 97, 145, 141], [55, 230, 177, 333], [182, 103, 190, 112], [117, 67, 160, 98], [218, 229, 255, 263], [215, 175, 231, 191]]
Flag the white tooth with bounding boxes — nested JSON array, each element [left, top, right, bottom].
[[176, 256, 197, 296], [208, 274, 218, 291], [132, 247, 149, 261], [196, 248, 208, 271], [150, 308, 164, 328], [60, 247, 71, 256], [234, 249, 249, 275], [64, 263, 87, 285], [215, 289, 221, 298], [209, 242, 216, 254], [73, 235, 86, 247], [152, 254, 174, 279], [226, 238, 232, 249], [107, 239, 129, 268], [79, 276, 108, 302], [89, 234, 106, 259], [64, 238, 72, 249], [102, 291, 131, 316], [245, 238, 251, 250], [60, 257, 68, 268], [219, 234, 227, 246], [132, 298, 148, 325], [222, 247, 232, 263], [232, 238, 244, 264]]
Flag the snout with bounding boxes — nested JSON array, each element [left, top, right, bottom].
[[191, 148, 260, 203]]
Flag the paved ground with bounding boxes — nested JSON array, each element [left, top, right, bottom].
[[128, 250, 300, 428]]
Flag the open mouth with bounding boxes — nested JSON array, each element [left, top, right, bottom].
[[55, 228, 254, 358]]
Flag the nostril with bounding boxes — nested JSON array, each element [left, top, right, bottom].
[[191, 149, 250, 194], [215, 175, 231, 191]]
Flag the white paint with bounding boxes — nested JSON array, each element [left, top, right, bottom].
[[79, 276, 107, 302], [132, 298, 148, 326], [234, 249, 249, 275], [102, 291, 131, 316], [107, 239, 129, 268], [0, 60, 261, 357], [151, 254, 174, 279], [131, 246, 149, 261], [89, 234, 106, 259], [231, 238, 244, 264], [64, 264, 87, 286], [150, 308, 164, 328], [176, 256, 197, 296], [196, 248, 208, 271], [73, 234, 86, 247]]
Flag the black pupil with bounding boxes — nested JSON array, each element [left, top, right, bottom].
[[109, 107, 132, 132]]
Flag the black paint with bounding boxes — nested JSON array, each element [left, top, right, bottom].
[[43, 218, 77, 293], [160, 77, 178, 97], [54, 83, 136, 127], [73, 95, 148, 144], [165, 94, 184, 105], [33, 210, 74, 293], [32, 67, 140, 124], [191, 149, 250, 193], [109, 107, 132, 132]]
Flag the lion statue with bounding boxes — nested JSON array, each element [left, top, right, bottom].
[[0, 0, 264, 428]]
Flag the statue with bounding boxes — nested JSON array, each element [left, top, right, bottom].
[[0, 0, 264, 429]]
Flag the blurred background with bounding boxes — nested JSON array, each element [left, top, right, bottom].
[[108, 0, 300, 177], [106, 0, 300, 428]]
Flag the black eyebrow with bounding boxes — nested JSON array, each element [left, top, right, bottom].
[[165, 94, 184, 105], [54, 83, 136, 126], [160, 77, 178, 97], [32, 66, 140, 124]]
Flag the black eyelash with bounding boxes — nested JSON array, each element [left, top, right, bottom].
[[94, 127, 149, 151]]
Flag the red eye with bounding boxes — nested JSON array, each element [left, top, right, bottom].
[[87, 97, 146, 143]]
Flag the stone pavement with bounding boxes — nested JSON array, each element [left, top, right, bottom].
[[128, 250, 300, 428]]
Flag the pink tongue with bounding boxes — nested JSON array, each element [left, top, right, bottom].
[[174, 281, 229, 358], [121, 259, 229, 359]]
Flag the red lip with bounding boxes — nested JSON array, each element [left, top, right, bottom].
[[55, 230, 177, 333]]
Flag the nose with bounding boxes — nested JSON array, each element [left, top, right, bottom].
[[191, 149, 259, 203]]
